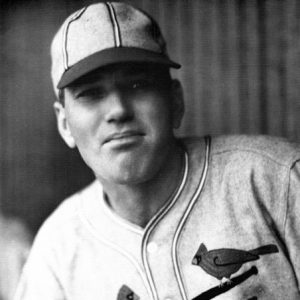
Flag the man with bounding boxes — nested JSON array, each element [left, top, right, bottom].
[[15, 2, 300, 300]]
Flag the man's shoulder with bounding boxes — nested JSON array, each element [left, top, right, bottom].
[[182, 135, 300, 168], [212, 134, 300, 167], [36, 180, 98, 238]]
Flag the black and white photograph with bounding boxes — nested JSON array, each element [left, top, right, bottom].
[[0, 0, 300, 299]]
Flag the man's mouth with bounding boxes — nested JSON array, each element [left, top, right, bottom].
[[103, 131, 145, 146]]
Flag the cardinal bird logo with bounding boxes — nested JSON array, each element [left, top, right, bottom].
[[192, 243, 278, 284], [117, 285, 140, 300]]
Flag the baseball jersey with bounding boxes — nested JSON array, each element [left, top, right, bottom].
[[15, 135, 300, 300]]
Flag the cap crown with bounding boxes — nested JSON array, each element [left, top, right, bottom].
[[51, 2, 177, 95]]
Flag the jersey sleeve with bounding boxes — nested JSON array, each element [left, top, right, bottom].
[[14, 228, 65, 300], [284, 159, 300, 289]]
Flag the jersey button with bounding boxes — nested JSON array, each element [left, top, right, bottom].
[[147, 242, 158, 254]]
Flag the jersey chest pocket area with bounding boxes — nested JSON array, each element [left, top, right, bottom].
[[188, 242, 279, 300]]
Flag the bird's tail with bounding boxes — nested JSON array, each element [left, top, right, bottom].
[[249, 244, 279, 256]]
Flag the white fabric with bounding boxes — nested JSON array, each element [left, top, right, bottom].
[[15, 136, 300, 299]]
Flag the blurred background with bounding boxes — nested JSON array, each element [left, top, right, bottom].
[[1, 0, 300, 236]]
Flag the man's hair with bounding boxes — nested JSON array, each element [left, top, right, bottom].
[[58, 89, 65, 104]]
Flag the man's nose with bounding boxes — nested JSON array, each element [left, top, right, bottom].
[[104, 91, 133, 123]]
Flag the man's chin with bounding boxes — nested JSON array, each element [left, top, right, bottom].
[[97, 164, 157, 186], [92, 145, 168, 184], [100, 174, 145, 185]]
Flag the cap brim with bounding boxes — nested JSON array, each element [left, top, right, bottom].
[[57, 47, 181, 89]]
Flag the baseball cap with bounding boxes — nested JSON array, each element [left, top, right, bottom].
[[51, 2, 180, 95]]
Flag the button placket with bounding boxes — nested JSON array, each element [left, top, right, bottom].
[[147, 242, 158, 254]]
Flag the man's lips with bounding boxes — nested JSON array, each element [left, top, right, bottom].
[[103, 131, 144, 145]]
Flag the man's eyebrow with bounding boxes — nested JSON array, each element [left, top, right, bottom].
[[67, 65, 162, 92], [66, 81, 103, 97]]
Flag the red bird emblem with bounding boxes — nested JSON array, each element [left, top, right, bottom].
[[192, 243, 278, 284]]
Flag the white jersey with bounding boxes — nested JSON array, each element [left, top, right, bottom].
[[15, 136, 300, 300]]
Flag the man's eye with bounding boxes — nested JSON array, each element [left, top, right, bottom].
[[130, 80, 152, 90], [76, 88, 106, 100]]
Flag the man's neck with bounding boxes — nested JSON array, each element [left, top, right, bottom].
[[100, 142, 184, 228]]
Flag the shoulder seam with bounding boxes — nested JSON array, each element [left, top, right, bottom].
[[211, 147, 300, 168]]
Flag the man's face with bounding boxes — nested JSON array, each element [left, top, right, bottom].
[[55, 64, 183, 185]]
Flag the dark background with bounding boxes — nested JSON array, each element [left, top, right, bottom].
[[1, 0, 300, 234]]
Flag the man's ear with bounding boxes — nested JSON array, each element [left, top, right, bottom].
[[53, 101, 76, 148], [170, 79, 184, 129]]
